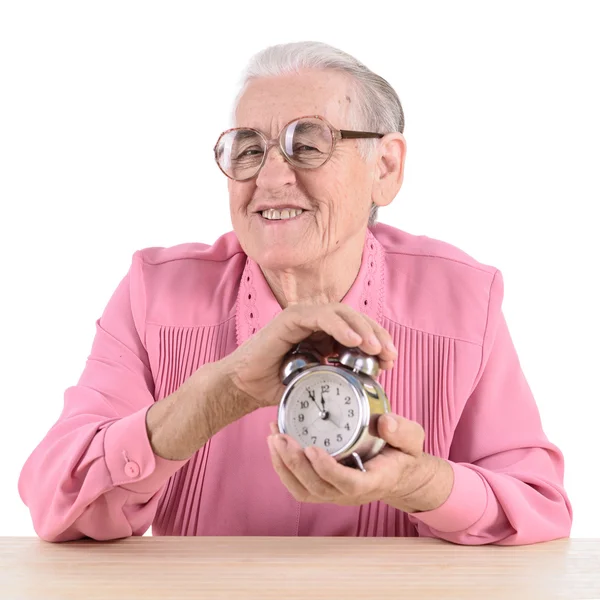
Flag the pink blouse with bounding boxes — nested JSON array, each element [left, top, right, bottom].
[[18, 223, 572, 544]]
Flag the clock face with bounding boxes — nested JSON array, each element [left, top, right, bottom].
[[282, 370, 362, 455]]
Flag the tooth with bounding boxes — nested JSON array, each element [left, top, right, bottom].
[[260, 208, 304, 220]]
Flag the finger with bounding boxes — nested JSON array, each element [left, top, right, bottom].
[[334, 308, 382, 354], [271, 435, 339, 501], [304, 445, 382, 500], [282, 304, 364, 349], [362, 314, 398, 358], [269, 421, 279, 435], [267, 436, 312, 502], [377, 414, 425, 458], [335, 307, 397, 362]]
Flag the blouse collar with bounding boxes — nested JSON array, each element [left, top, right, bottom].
[[236, 227, 385, 347]]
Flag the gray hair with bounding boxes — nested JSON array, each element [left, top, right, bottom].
[[231, 41, 405, 226]]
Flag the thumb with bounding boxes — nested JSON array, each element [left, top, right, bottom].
[[377, 413, 425, 458]]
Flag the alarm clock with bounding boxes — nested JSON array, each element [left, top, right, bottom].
[[277, 342, 391, 471]]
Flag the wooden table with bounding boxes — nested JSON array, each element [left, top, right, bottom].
[[1, 536, 599, 599]]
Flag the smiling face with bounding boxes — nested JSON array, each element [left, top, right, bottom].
[[228, 69, 380, 271]]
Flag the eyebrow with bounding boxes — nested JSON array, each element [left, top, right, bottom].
[[291, 121, 323, 134], [233, 129, 261, 141], [235, 121, 327, 139]]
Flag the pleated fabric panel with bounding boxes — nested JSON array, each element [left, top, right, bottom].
[[153, 319, 235, 536], [355, 318, 457, 537]]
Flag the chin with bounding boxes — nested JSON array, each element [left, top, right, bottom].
[[250, 243, 307, 270]]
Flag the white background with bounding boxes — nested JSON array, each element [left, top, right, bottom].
[[1, 1, 598, 538]]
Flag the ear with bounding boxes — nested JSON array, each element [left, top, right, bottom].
[[371, 133, 407, 208]]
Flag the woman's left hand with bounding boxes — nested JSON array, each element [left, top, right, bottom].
[[267, 412, 454, 513]]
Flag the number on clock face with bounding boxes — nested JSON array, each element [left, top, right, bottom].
[[285, 372, 360, 455]]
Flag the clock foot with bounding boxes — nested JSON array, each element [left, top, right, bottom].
[[351, 452, 366, 472]]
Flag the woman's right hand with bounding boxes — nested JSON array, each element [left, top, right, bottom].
[[219, 302, 398, 409]]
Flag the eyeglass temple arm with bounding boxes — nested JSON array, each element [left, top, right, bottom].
[[339, 130, 385, 139]]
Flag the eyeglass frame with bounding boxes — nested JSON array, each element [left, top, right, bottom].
[[213, 114, 386, 181]]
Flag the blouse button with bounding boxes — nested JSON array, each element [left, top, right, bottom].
[[124, 461, 140, 478]]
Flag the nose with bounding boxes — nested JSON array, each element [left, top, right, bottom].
[[255, 142, 297, 189]]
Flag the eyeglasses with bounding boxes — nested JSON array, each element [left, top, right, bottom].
[[213, 115, 385, 181]]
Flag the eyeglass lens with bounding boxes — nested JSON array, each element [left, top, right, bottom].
[[215, 117, 334, 180]]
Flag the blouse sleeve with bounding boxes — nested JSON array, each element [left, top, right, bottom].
[[18, 251, 189, 542], [408, 269, 573, 545]]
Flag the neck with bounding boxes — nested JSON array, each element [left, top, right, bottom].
[[260, 228, 368, 309]]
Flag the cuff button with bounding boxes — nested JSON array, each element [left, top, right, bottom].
[[124, 461, 140, 478]]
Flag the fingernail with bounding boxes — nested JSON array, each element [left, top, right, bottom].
[[386, 341, 398, 354], [385, 415, 397, 432], [369, 334, 380, 347]]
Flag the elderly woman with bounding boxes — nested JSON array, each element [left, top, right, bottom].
[[19, 41, 572, 545]]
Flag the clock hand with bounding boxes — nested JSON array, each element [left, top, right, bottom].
[[320, 392, 342, 427], [320, 392, 327, 413], [306, 415, 322, 429], [308, 391, 322, 414], [327, 412, 341, 428]]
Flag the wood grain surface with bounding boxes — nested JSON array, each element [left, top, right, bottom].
[[1, 536, 599, 599]]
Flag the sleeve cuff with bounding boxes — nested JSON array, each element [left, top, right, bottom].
[[411, 462, 489, 533], [103, 405, 189, 494]]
